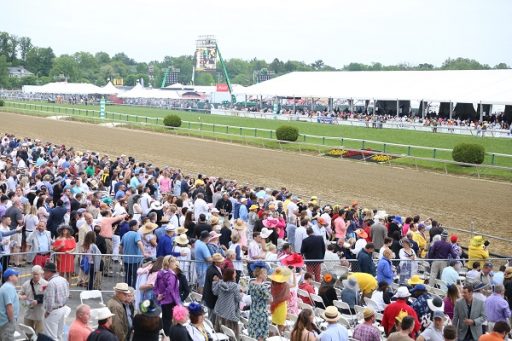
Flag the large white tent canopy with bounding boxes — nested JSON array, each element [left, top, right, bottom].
[[236, 70, 512, 105], [23, 82, 105, 95], [117, 83, 181, 99]]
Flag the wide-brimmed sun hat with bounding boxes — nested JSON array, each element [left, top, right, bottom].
[[249, 260, 272, 274], [269, 267, 291, 283], [259, 228, 273, 239], [93, 307, 115, 320], [140, 222, 158, 234], [427, 296, 445, 312], [150, 201, 163, 211], [113, 282, 130, 293], [175, 234, 189, 245], [281, 253, 304, 268], [176, 226, 188, 235], [57, 224, 74, 236], [234, 219, 246, 230], [407, 275, 424, 285], [322, 306, 341, 322], [263, 217, 279, 228], [211, 253, 225, 263]]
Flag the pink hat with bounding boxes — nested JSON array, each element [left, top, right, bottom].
[[263, 217, 279, 229]]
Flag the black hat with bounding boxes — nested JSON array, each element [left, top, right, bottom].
[[44, 262, 57, 273]]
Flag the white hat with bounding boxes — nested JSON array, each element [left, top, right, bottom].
[[150, 201, 163, 211], [393, 286, 411, 298], [93, 307, 115, 320], [113, 282, 130, 293], [259, 228, 272, 239], [165, 224, 176, 232]]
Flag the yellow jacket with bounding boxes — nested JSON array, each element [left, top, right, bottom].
[[467, 236, 489, 268], [412, 231, 428, 258]]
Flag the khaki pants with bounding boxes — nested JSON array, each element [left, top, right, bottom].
[[24, 318, 44, 334], [0, 321, 16, 341], [103, 238, 113, 275], [430, 260, 447, 281]]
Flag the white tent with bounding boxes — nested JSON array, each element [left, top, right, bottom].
[[27, 82, 104, 95], [235, 70, 512, 105], [118, 83, 180, 99], [100, 81, 121, 95]]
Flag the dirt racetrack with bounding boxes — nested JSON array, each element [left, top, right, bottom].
[[2, 112, 511, 247]]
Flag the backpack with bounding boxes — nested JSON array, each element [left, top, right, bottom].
[[80, 255, 90, 274]]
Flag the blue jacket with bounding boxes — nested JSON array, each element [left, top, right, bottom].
[[357, 249, 376, 276], [377, 257, 394, 285], [156, 234, 180, 258]]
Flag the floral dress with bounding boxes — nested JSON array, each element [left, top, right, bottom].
[[248, 282, 271, 339]]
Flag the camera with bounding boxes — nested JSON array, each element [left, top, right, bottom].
[[34, 294, 44, 304]]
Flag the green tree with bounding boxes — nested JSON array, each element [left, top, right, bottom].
[[0, 55, 9, 87], [269, 58, 286, 74], [95, 52, 111, 65], [50, 55, 80, 81], [18, 37, 32, 62], [25, 47, 55, 76], [311, 59, 324, 70], [441, 57, 490, 70], [0, 32, 18, 62], [112, 52, 135, 65], [343, 62, 369, 71], [74, 52, 98, 82], [195, 72, 214, 85], [494, 63, 509, 69]]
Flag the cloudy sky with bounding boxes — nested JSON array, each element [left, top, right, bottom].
[[2, 0, 511, 68]]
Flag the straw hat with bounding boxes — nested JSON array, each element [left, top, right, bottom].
[[150, 201, 163, 211], [210, 216, 220, 226], [407, 275, 424, 285], [113, 282, 130, 293], [234, 219, 246, 230], [175, 234, 189, 245], [140, 222, 158, 234], [211, 253, 225, 263], [249, 204, 259, 211], [322, 306, 341, 322], [176, 226, 188, 235], [363, 307, 375, 319], [269, 267, 291, 283]]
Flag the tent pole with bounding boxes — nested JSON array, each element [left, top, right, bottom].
[[449, 101, 453, 120], [421, 101, 425, 120], [372, 98, 376, 116], [396, 99, 399, 117], [479, 101, 483, 122], [350, 98, 354, 115], [293, 95, 296, 114]]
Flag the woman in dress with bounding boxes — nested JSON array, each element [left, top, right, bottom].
[[52, 224, 76, 282], [290, 308, 320, 341], [443, 284, 460, 319], [154, 255, 181, 337], [36, 196, 50, 223], [248, 262, 271, 340], [213, 268, 241, 340], [270, 266, 292, 334], [82, 231, 102, 290], [398, 238, 417, 284], [173, 234, 192, 282]]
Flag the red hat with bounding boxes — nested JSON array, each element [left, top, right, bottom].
[[450, 235, 458, 243], [281, 253, 304, 268]]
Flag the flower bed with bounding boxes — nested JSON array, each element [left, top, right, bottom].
[[325, 148, 347, 157]]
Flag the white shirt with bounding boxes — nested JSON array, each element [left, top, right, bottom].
[[193, 198, 209, 222], [294, 226, 307, 252]]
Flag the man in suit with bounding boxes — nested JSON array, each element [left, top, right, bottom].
[[202, 253, 224, 326], [301, 227, 326, 282], [47, 200, 67, 238], [452, 284, 486, 341]]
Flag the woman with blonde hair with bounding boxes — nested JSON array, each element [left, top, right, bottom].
[[270, 266, 292, 334], [154, 255, 181, 337], [248, 263, 271, 340]]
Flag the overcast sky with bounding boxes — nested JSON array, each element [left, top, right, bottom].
[[2, 0, 511, 68]]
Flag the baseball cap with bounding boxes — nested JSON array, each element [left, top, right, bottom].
[[2, 268, 19, 280]]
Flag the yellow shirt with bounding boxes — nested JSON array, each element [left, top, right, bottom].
[[412, 231, 427, 258], [350, 272, 378, 296]]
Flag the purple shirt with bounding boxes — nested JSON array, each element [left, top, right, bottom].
[[429, 240, 456, 259], [484, 293, 511, 322], [153, 269, 181, 306]]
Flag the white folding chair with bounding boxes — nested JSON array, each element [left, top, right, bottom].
[[309, 293, 326, 308], [364, 297, 382, 312], [80, 290, 105, 307], [269, 324, 281, 337], [314, 307, 325, 318], [338, 316, 351, 328], [354, 304, 365, 316], [16, 324, 37, 341], [221, 325, 237, 341], [241, 335, 257, 341], [297, 288, 312, 303], [190, 291, 203, 302], [299, 302, 314, 311], [333, 300, 357, 325]]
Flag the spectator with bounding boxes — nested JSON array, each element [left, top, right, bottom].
[[467, 236, 489, 269], [18, 265, 47, 334], [371, 281, 392, 312], [52, 224, 77, 283], [443, 325, 457, 341], [441, 261, 460, 286], [340, 277, 360, 314], [248, 262, 271, 340], [298, 272, 316, 306], [410, 284, 433, 331], [357, 243, 376, 276], [353, 307, 381, 341], [319, 306, 349, 341], [443, 284, 460, 320], [154, 255, 181, 336], [387, 316, 416, 341], [370, 214, 387, 251], [86, 307, 117, 341], [270, 267, 292, 334], [377, 248, 395, 285], [68, 304, 93, 341], [131, 299, 163, 341], [478, 321, 511, 341], [120, 221, 145, 287], [168, 305, 189, 341], [290, 309, 321, 341], [301, 227, 326, 281], [484, 284, 511, 331], [452, 284, 486, 341], [203, 253, 224, 326], [399, 238, 418, 284], [350, 272, 378, 298], [318, 272, 338, 308], [0, 269, 20, 341], [107, 283, 131, 341], [382, 287, 421, 337], [213, 268, 241, 339]]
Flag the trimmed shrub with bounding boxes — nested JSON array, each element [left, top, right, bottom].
[[163, 114, 182, 127], [276, 125, 299, 142], [452, 143, 485, 164], [0, 99, 4, 107]]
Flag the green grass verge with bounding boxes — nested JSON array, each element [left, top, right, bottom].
[[2, 101, 511, 181]]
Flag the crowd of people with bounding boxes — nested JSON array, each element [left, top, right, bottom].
[[0, 132, 511, 341]]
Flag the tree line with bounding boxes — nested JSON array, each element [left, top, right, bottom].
[[0, 31, 510, 89]]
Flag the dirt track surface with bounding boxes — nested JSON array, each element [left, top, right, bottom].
[[3, 112, 512, 245]]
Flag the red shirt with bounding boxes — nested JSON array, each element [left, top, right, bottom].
[[382, 299, 421, 337], [298, 282, 315, 305]]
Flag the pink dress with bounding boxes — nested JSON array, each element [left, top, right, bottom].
[[159, 177, 171, 194]]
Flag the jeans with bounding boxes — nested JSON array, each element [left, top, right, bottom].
[[124, 262, 139, 288]]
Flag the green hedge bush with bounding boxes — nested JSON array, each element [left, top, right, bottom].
[[163, 114, 182, 127], [276, 125, 299, 142], [0, 99, 4, 107], [452, 143, 485, 164]]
